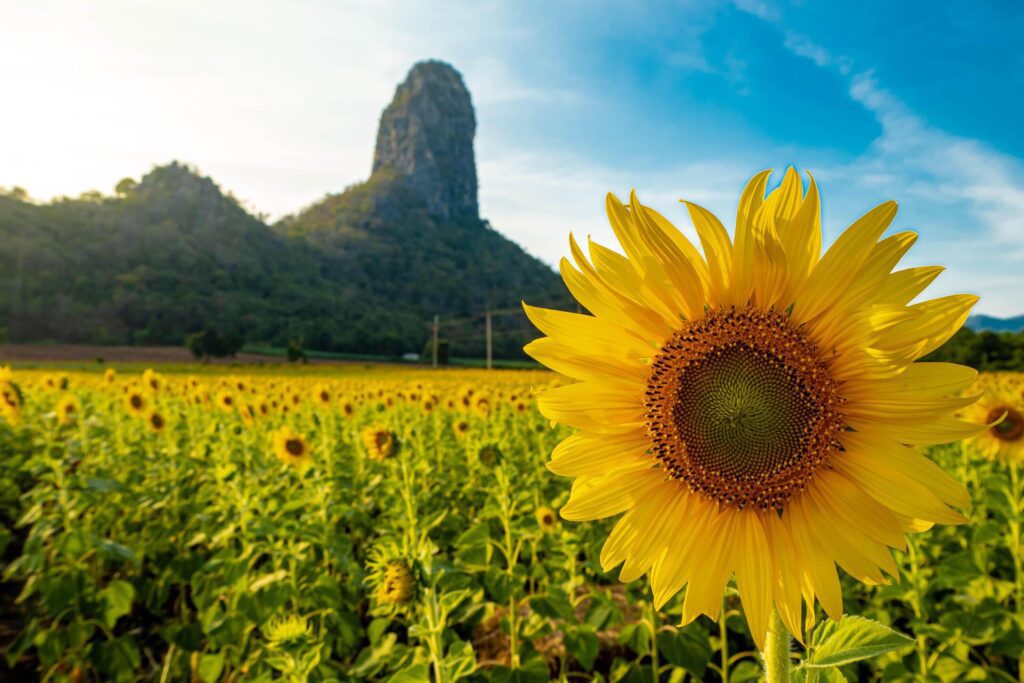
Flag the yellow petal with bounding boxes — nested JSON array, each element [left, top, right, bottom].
[[561, 467, 665, 521], [547, 431, 653, 478]]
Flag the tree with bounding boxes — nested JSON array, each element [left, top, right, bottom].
[[185, 326, 243, 362], [115, 178, 137, 196]]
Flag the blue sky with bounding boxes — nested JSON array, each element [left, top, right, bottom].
[[2, 0, 1022, 314]]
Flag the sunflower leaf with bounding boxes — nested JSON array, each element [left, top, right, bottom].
[[805, 615, 913, 668]]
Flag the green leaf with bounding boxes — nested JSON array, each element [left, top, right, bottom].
[[443, 639, 477, 681], [658, 624, 712, 678], [389, 663, 431, 682], [490, 657, 551, 683], [565, 627, 600, 671], [806, 615, 913, 669], [198, 652, 225, 683], [249, 569, 289, 592], [99, 580, 135, 629], [529, 591, 574, 621]]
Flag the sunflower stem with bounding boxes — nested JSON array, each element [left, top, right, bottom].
[[762, 609, 791, 683], [719, 598, 730, 683]]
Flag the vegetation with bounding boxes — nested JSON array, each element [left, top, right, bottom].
[[925, 327, 1024, 371], [0, 164, 568, 359], [1, 366, 1022, 681], [185, 327, 243, 362]]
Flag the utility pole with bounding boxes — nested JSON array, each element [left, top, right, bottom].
[[432, 314, 439, 369], [485, 311, 492, 370]]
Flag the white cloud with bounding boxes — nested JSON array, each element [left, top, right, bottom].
[[772, 33, 1024, 316]]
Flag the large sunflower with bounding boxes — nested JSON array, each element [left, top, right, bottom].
[[525, 169, 980, 647]]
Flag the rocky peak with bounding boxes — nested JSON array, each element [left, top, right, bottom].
[[372, 60, 478, 221]]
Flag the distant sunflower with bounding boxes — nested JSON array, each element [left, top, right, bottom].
[[313, 384, 332, 406], [471, 394, 491, 417], [525, 169, 980, 646], [535, 505, 558, 532], [361, 425, 396, 461], [147, 411, 167, 434], [1, 379, 23, 426], [965, 375, 1024, 463], [103, 368, 117, 384], [452, 418, 471, 440], [272, 426, 312, 471], [142, 368, 161, 393], [125, 389, 147, 416], [56, 395, 80, 426], [216, 391, 235, 413]]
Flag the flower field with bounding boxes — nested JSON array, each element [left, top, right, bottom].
[[1, 365, 1022, 682]]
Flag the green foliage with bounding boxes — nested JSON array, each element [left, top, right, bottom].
[[925, 327, 1024, 370], [185, 326, 243, 361], [286, 337, 308, 364], [0, 163, 569, 359]]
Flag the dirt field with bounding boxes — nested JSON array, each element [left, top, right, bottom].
[[0, 345, 347, 365]]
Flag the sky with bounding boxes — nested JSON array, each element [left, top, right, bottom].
[[2, 0, 1023, 315]]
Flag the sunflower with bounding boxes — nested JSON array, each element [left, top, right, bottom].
[[56, 395, 80, 426], [965, 375, 1024, 462], [216, 391, 235, 413], [452, 418, 471, 440], [272, 426, 312, 471], [239, 403, 257, 427], [103, 368, 117, 384], [263, 614, 313, 649], [477, 443, 502, 466], [313, 384, 332, 406], [525, 169, 979, 647], [362, 425, 396, 461], [125, 389, 147, 416], [142, 368, 161, 393], [1, 379, 23, 426], [535, 505, 558, 532], [339, 398, 355, 417], [376, 560, 416, 604], [147, 411, 168, 434], [471, 394, 491, 417]]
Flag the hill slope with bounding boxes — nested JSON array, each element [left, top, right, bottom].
[[967, 314, 1024, 333], [0, 163, 423, 352], [0, 60, 568, 358]]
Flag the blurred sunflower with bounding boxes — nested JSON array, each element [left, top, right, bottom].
[[313, 384, 332, 406], [56, 395, 80, 426], [361, 425, 396, 461], [147, 411, 167, 434], [965, 376, 1024, 462], [103, 368, 117, 384], [340, 398, 355, 417], [452, 418, 471, 440], [0, 379, 23, 426], [272, 426, 312, 471], [125, 389, 147, 416], [263, 614, 312, 649], [535, 505, 558, 532], [142, 368, 161, 393], [365, 543, 417, 614], [525, 169, 980, 646], [215, 391, 235, 413]]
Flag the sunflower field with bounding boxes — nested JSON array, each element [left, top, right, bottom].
[[0, 364, 1020, 682]]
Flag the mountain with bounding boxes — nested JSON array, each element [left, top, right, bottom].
[[966, 314, 1024, 333], [0, 60, 568, 358], [275, 61, 568, 355]]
